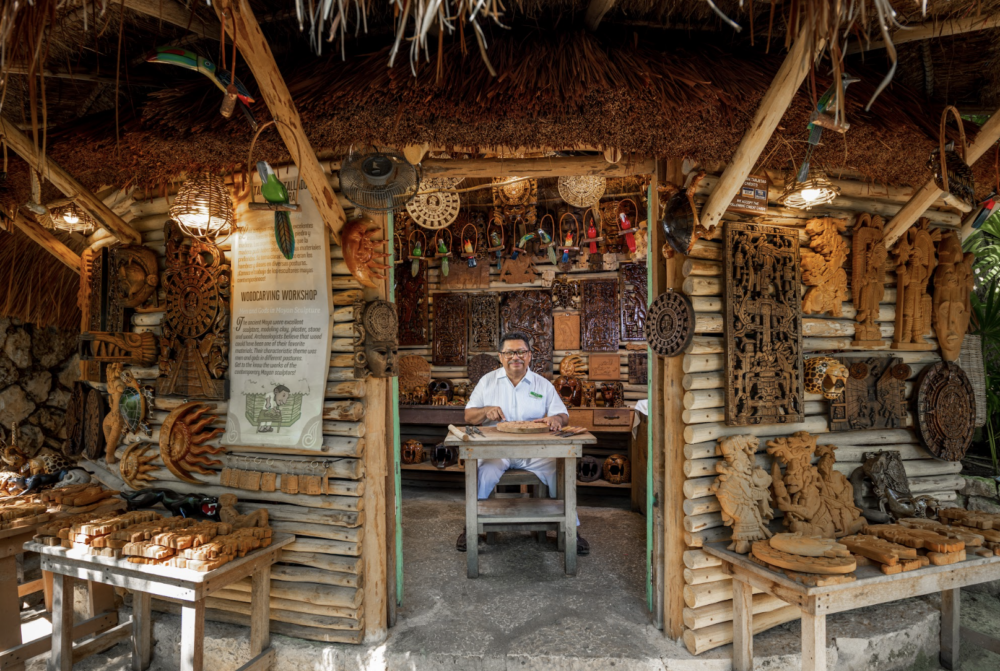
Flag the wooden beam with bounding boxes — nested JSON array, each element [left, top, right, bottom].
[[698, 23, 820, 232], [0, 118, 141, 244], [124, 0, 220, 39], [11, 214, 82, 273], [420, 155, 655, 179], [847, 14, 1000, 55], [884, 108, 1000, 248], [215, 0, 347, 243], [3, 65, 157, 87], [585, 0, 617, 31]]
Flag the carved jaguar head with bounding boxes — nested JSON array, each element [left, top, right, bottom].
[[804, 357, 850, 399]]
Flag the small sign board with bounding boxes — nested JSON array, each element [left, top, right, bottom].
[[727, 175, 769, 215]]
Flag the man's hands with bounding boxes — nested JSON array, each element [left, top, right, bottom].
[[485, 406, 506, 422], [540, 415, 566, 431]]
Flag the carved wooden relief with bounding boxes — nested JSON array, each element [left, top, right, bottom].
[[646, 291, 694, 357], [916, 361, 976, 461], [829, 357, 909, 432], [628, 353, 647, 385], [709, 435, 774, 553], [724, 223, 804, 426], [932, 231, 975, 361], [433, 293, 468, 366], [79, 247, 109, 381], [554, 313, 580, 351], [851, 213, 888, 345], [79, 332, 158, 366], [499, 255, 538, 284], [157, 222, 230, 400], [399, 355, 432, 404], [469, 294, 500, 352], [64, 382, 87, 457], [440, 263, 490, 290], [589, 354, 620, 381], [620, 263, 648, 341], [551, 277, 579, 309], [580, 279, 620, 352], [468, 353, 502, 386], [110, 244, 160, 315], [599, 382, 624, 407], [891, 219, 941, 350], [500, 291, 553, 374], [801, 217, 849, 317], [83, 388, 107, 462], [159, 402, 225, 485], [395, 258, 428, 347]]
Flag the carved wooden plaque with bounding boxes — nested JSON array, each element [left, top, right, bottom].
[[580, 279, 620, 352], [554, 313, 580, 351], [620, 263, 648, 341], [433, 293, 468, 366], [646, 291, 695, 357], [440, 263, 490, 289], [395, 261, 428, 346], [500, 291, 553, 374], [829, 357, 909, 432], [551, 277, 579, 309], [628, 352, 647, 385], [724, 223, 804, 426], [469, 353, 502, 386], [589, 354, 620, 381], [469, 293, 500, 352], [916, 361, 975, 461]]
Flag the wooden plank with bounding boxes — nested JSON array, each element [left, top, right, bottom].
[[584, 0, 617, 31], [564, 456, 577, 576], [17, 577, 44, 597], [0, 554, 23, 671], [0, 612, 118, 670], [51, 573, 74, 671], [420, 156, 655, 179], [124, 0, 220, 38], [457, 443, 586, 460], [362, 376, 388, 642], [651, 160, 670, 630], [180, 601, 205, 671], [466, 459, 479, 579], [801, 611, 827, 671], [731, 578, 754, 671], [478, 498, 566, 522], [72, 619, 132, 664], [214, 0, 347, 241], [235, 649, 276, 671], [249, 566, 270, 656], [959, 625, 1000, 657], [132, 591, 152, 671], [11, 214, 82, 273]]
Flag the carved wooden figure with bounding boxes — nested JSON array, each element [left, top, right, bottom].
[[343, 216, 390, 288], [580, 381, 596, 407], [433, 293, 469, 366], [79, 332, 158, 366], [932, 231, 975, 361], [353, 300, 399, 378], [159, 402, 225, 485], [554, 313, 581, 351], [500, 291, 554, 374], [395, 256, 428, 346], [399, 355, 432, 403], [801, 217, 849, 317], [119, 442, 161, 489], [103, 363, 127, 465], [724, 223, 804, 426], [599, 381, 624, 408], [916, 361, 976, 461], [628, 352, 647, 385], [751, 540, 856, 575], [551, 277, 580, 309], [829, 357, 909, 432], [580, 279, 620, 352], [803, 357, 849, 400], [620, 263, 648, 341], [839, 534, 917, 566], [862, 524, 965, 554], [709, 435, 774, 554], [892, 218, 942, 350], [769, 533, 851, 558], [469, 294, 500, 352], [852, 213, 888, 345], [849, 450, 940, 523]]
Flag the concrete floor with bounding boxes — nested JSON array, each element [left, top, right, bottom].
[[15, 487, 1000, 670]]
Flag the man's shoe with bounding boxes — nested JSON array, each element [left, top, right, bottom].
[[456, 530, 467, 552], [577, 535, 590, 556]]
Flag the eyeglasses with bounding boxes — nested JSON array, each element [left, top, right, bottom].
[[499, 349, 530, 359]]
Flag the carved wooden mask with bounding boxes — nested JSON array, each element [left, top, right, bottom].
[[829, 357, 908, 432], [353, 299, 400, 378]]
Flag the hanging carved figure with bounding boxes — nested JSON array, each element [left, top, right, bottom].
[[159, 402, 226, 485], [710, 435, 773, 554], [343, 216, 390, 288], [892, 219, 941, 350], [103, 362, 128, 465], [145, 47, 257, 129], [801, 217, 849, 317], [852, 213, 888, 344], [932, 232, 975, 362], [353, 300, 400, 378]]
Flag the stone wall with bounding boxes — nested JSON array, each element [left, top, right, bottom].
[[0, 317, 79, 454]]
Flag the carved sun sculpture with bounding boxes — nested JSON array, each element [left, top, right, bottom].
[[343, 217, 391, 288], [159, 402, 226, 484], [119, 442, 161, 490]]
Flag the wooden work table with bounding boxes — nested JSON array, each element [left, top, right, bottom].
[[703, 541, 1000, 671]]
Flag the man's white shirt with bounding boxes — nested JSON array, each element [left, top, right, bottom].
[[465, 367, 568, 423]]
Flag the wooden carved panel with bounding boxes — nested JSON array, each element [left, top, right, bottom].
[[469, 293, 500, 352], [851, 213, 888, 345], [620, 262, 648, 341], [628, 352, 647, 385], [551, 277, 579, 309], [440, 263, 490, 289], [916, 361, 975, 461], [891, 219, 940, 350], [589, 354, 620, 381], [724, 223, 804, 426], [829, 357, 909, 432], [554, 313, 580, 351], [468, 353, 502, 386], [580, 279, 620, 352], [801, 217, 849, 317], [395, 260, 428, 347], [500, 291, 553, 375], [433, 293, 468, 366]]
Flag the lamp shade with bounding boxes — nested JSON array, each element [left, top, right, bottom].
[[168, 174, 235, 241], [778, 169, 840, 210], [48, 203, 97, 234]]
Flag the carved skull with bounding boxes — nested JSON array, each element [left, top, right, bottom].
[[431, 443, 458, 469], [402, 440, 425, 464], [428, 380, 454, 402], [603, 454, 631, 485], [804, 357, 850, 399], [53, 468, 92, 488], [452, 382, 471, 403], [577, 455, 602, 483], [599, 382, 623, 408]]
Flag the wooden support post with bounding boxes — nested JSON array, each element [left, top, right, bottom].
[[131, 591, 152, 671], [0, 118, 140, 244], [0, 555, 24, 671], [50, 574, 74, 671], [940, 588, 960, 670], [180, 602, 205, 671], [649, 162, 666, 630], [362, 376, 388, 641], [800, 611, 827, 671], [249, 565, 271, 656], [214, 0, 348, 243], [123, 0, 220, 39], [698, 22, 820, 232], [584, 0, 617, 31], [884, 108, 1000, 248], [731, 577, 754, 671], [11, 214, 82, 273]]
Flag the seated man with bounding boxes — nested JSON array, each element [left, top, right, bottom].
[[459, 330, 590, 555]]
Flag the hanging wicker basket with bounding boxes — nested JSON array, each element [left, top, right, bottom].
[[168, 173, 236, 243], [930, 106, 976, 208]]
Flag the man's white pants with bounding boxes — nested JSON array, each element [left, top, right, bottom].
[[476, 458, 579, 526]]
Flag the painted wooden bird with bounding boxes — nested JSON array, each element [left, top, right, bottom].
[[463, 239, 477, 268], [257, 161, 295, 260], [538, 228, 557, 265], [437, 238, 450, 277], [411, 239, 423, 277], [490, 231, 504, 270], [512, 233, 535, 260]]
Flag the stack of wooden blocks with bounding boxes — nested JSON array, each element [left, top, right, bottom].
[[34, 510, 159, 550], [41, 484, 122, 515], [163, 527, 273, 571], [0, 500, 50, 530], [841, 522, 975, 575], [939, 508, 1000, 554]]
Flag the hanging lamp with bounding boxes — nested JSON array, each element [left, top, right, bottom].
[[48, 202, 97, 234], [168, 173, 235, 242], [778, 168, 840, 210]]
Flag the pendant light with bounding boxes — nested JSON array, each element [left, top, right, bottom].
[[168, 173, 235, 242]]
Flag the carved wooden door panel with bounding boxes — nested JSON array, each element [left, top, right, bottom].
[[500, 291, 553, 375], [620, 263, 647, 341], [433, 293, 468, 366], [469, 293, 500, 353], [580, 279, 620, 352], [395, 262, 428, 347]]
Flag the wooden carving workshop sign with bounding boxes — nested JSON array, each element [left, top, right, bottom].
[[224, 180, 333, 450], [727, 175, 769, 215]]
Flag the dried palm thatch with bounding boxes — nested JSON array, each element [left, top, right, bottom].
[[0, 227, 82, 331]]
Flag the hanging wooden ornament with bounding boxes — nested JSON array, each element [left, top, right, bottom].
[[343, 216, 391, 288], [558, 176, 606, 208], [557, 213, 580, 270], [119, 442, 160, 490], [645, 291, 695, 357], [407, 178, 461, 229], [434, 228, 453, 277], [281, 473, 300, 495], [537, 213, 558, 266], [916, 361, 976, 462], [158, 402, 225, 485]]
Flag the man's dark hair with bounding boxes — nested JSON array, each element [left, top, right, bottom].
[[499, 331, 532, 350], [274, 385, 291, 394]]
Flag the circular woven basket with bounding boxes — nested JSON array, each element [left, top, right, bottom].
[[168, 174, 235, 243], [48, 202, 97, 234]]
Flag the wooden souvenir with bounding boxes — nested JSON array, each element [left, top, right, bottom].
[[602, 454, 631, 484], [219, 493, 269, 529], [159, 402, 225, 485], [156, 222, 231, 400], [769, 533, 851, 558], [750, 559, 858, 586], [469, 293, 500, 352], [599, 382, 624, 408], [840, 534, 917, 566], [589, 354, 620, 381], [829, 357, 909, 432], [862, 524, 965, 554], [119, 442, 160, 489], [79, 331, 158, 366], [353, 299, 399, 378], [645, 291, 695, 357], [497, 421, 549, 434], [580, 380, 597, 407], [402, 440, 425, 464], [891, 218, 941, 350], [940, 508, 1000, 530], [433, 293, 469, 366], [803, 357, 849, 399], [79, 247, 109, 381], [499, 254, 538, 284], [343, 216, 390, 288], [500, 291, 554, 374], [119, 369, 152, 440], [83, 388, 107, 462], [751, 540, 856, 575], [849, 450, 940, 523], [111, 244, 160, 312], [767, 432, 865, 538], [554, 376, 582, 407], [551, 277, 580, 309], [559, 354, 588, 378], [65, 382, 88, 457], [801, 217, 849, 317], [724, 223, 804, 426], [468, 353, 502, 387], [628, 352, 647, 385], [554, 313, 580, 351], [103, 362, 128, 465], [441, 261, 491, 289], [851, 213, 888, 345], [580, 279, 620, 352], [577, 455, 602, 482], [620, 263, 648, 341], [709, 435, 773, 553], [915, 361, 976, 461], [898, 518, 985, 547], [396, 256, 428, 346], [399, 355, 433, 403], [932, 231, 975, 361]]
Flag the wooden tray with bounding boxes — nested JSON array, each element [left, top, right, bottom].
[[496, 421, 550, 434]]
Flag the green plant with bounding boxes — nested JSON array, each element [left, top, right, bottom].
[[964, 211, 1000, 287], [972, 276, 1000, 474]]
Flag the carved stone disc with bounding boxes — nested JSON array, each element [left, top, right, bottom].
[[916, 361, 976, 462], [557, 176, 607, 208], [406, 178, 461, 230], [645, 291, 695, 357], [163, 264, 221, 339]]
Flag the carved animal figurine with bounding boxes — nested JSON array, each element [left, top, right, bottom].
[[892, 219, 942, 349], [804, 357, 850, 399], [577, 456, 602, 483], [710, 435, 773, 554], [402, 440, 425, 464], [603, 454, 631, 484], [852, 213, 888, 344], [121, 488, 221, 520], [849, 451, 940, 523], [554, 376, 582, 407], [431, 394, 449, 406], [932, 232, 975, 361], [218, 493, 269, 529], [801, 217, 849, 317], [580, 381, 597, 407], [0, 423, 73, 490], [599, 382, 624, 408], [103, 362, 128, 464], [343, 216, 391, 288]]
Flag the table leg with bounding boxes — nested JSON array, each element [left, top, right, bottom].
[[42, 570, 53, 613], [131, 591, 152, 671], [564, 456, 577, 576], [49, 573, 74, 671], [731, 577, 754, 671], [0, 554, 25, 671], [941, 588, 960, 670], [801, 611, 826, 671], [180, 601, 205, 671], [249, 565, 271, 656], [466, 458, 479, 578]]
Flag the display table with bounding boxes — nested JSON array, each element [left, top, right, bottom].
[[445, 426, 596, 577], [24, 532, 293, 671], [703, 541, 1000, 671]]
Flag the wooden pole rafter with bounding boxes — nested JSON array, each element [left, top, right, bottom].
[[123, 0, 220, 40], [846, 14, 1000, 54], [585, 0, 618, 31], [421, 155, 655, 178], [11, 213, 82, 273]]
